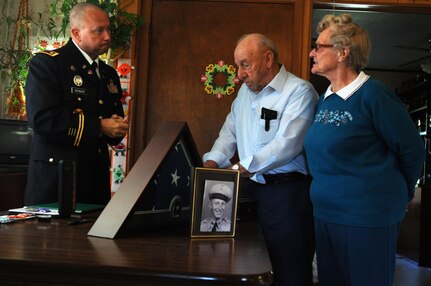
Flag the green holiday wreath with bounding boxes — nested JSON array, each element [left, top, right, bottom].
[[201, 60, 239, 99]]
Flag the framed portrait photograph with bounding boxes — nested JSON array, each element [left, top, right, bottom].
[[190, 167, 240, 238]]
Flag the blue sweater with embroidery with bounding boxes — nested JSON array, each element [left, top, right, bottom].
[[304, 78, 425, 227]]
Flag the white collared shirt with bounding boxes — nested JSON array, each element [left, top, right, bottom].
[[203, 65, 318, 183], [71, 39, 100, 77], [324, 71, 370, 100]]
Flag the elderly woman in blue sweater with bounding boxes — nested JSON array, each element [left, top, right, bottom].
[[304, 13, 425, 286]]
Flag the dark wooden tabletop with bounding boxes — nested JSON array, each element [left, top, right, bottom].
[[0, 217, 272, 285]]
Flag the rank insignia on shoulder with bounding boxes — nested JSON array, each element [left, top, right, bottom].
[[73, 108, 83, 115], [107, 79, 119, 94], [38, 50, 59, 57]]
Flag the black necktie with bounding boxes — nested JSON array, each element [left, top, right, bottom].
[[211, 222, 218, 232], [91, 61, 99, 78]]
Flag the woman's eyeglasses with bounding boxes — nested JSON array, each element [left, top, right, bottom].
[[313, 44, 334, 52]]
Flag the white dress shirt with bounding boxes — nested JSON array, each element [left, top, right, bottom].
[[203, 65, 318, 183]]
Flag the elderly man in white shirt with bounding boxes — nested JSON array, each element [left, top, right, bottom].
[[203, 33, 318, 286]]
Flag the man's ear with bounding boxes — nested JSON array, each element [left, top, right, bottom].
[[265, 50, 274, 68], [71, 28, 80, 42]]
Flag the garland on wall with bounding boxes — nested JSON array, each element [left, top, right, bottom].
[[200, 60, 239, 99], [110, 58, 133, 193]]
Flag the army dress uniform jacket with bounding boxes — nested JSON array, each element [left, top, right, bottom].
[[24, 39, 124, 205]]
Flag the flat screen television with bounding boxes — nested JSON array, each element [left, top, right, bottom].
[[0, 119, 32, 171], [88, 121, 202, 239]]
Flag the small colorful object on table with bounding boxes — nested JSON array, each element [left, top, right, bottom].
[[0, 213, 36, 224]]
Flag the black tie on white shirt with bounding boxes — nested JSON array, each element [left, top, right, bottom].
[[91, 61, 100, 79]]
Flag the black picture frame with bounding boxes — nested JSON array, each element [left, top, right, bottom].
[[191, 167, 240, 238]]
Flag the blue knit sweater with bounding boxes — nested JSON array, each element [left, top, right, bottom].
[[304, 78, 425, 227]]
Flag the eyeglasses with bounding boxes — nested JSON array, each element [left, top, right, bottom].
[[313, 43, 334, 52]]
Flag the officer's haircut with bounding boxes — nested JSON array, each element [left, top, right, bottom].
[[69, 3, 105, 30]]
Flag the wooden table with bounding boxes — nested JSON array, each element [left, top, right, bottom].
[[0, 217, 272, 285]]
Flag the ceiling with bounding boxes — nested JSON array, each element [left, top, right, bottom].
[[312, 8, 431, 73]]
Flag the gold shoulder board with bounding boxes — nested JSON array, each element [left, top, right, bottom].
[[38, 50, 59, 57]]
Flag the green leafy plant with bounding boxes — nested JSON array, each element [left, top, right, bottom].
[[0, 45, 32, 86], [0, 44, 31, 119], [0, 1, 32, 87], [0, 0, 33, 119]]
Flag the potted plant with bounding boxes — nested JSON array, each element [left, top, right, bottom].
[[0, 46, 32, 119], [0, 0, 33, 119]]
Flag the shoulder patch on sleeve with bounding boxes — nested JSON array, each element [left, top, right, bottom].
[[37, 50, 59, 57]]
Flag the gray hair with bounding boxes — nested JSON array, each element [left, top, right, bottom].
[[317, 13, 371, 72]]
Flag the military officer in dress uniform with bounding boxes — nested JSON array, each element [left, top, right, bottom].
[[24, 3, 129, 205], [200, 183, 233, 232]]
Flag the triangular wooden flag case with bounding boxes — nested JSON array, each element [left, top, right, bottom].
[[88, 121, 202, 239]]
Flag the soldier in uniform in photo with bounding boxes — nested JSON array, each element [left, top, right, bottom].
[[200, 183, 233, 232], [24, 3, 129, 205]]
